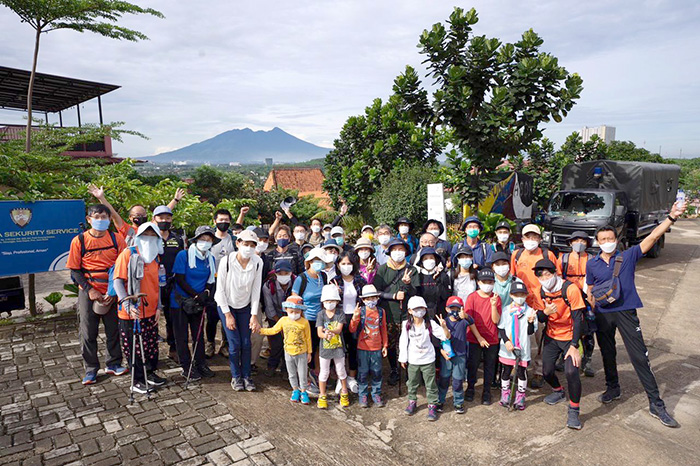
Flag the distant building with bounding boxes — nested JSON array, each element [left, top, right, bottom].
[[229, 162, 241, 167], [265, 158, 273, 166], [263, 168, 330, 208], [581, 125, 616, 144]]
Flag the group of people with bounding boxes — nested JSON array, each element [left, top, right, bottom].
[[68, 184, 685, 429]]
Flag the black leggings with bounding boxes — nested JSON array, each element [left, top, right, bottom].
[[342, 323, 358, 372], [467, 342, 499, 391], [501, 364, 527, 382], [542, 336, 581, 404]]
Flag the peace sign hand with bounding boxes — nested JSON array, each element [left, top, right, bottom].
[[353, 303, 361, 319], [366, 257, 375, 272], [402, 268, 413, 284]]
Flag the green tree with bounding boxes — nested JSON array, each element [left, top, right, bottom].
[[394, 7, 583, 211], [370, 164, 439, 226], [0, 0, 163, 151], [191, 165, 254, 205]]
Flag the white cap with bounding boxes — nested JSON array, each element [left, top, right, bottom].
[[330, 226, 344, 237], [305, 247, 327, 263], [136, 222, 162, 239], [521, 224, 541, 236], [407, 296, 427, 310], [236, 229, 259, 244], [321, 284, 341, 302]]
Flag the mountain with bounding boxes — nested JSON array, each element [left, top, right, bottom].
[[149, 127, 330, 164]]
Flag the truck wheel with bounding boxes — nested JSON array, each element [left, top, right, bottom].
[[647, 236, 662, 258]]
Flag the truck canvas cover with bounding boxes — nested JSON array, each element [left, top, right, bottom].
[[561, 160, 680, 213]]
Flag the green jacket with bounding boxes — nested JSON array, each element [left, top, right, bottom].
[[374, 262, 420, 324]]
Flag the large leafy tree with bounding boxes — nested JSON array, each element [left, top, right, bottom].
[[394, 7, 583, 211], [0, 0, 163, 151]]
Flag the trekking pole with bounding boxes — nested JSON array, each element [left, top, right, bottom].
[[508, 349, 522, 412], [136, 294, 151, 400], [185, 307, 207, 389], [124, 293, 150, 403]]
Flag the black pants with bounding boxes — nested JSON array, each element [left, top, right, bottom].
[[161, 288, 176, 351], [266, 317, 285, 371], [467, 342, 499, 393], [205, 303, 227, 344], [502, 364, 527, 383], [542, 336, 581, 403], [595, 309, 662, 406], [342, 323, 358, 372], [309, 320, 319, 371], [172, 308, 206, 373]]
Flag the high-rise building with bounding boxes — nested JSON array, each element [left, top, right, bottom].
[[581, 125, 616, 144]]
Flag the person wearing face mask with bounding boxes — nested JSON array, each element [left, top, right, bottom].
[[394, 217, 419, 262], [67, 204, 128, 385], [491, 221, 516, 256], [170, 226, 218, 381], [330, 252, 367, 395], [316, 285, 350, 409], [416, 248, 452, 321], [354, 237, 377, 284], [531, 259, 586, 429], [465, 268, 502, 405], [321, 240, 342, 281], [360, 224, 375, 242], [585, 200, 686, 429], [497, 281, 537, 410], [113, 222, 168, 393], [374, 239, 420, 386], [261, 260, 296, 378], [421, 219, 452, 264], [330, 226, 353, 254], [215, 229, 264, 392], [267, 225, 303, 276], [410, 233, 438, 266], [292, 224, 309, 249], [452, 247, 477, 305], [322, 224, 333, 241], [491, 251, 520, 309], [451, 216, 493, 269], [374, 224, 393, 265], [308, 219, 325, 246]]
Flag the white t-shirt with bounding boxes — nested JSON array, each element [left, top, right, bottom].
[[342, 279, 357, 315], [453, 273, 476, 304]]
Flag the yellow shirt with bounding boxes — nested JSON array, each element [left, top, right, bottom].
[[260, 316, 312, 356]]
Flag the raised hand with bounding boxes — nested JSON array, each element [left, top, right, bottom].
[[402, 268, 413, 284], [339, 201, 348, 216], [173, 188, 186, 202], [366, 257, 375, 272], [275, 211, 283, 220], [353, 303, 361, 319], [87, 184, 105, 200], [240, 206, 250, 216], [670, 201, 687, 218]]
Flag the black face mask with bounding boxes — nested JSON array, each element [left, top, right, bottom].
[[449, 310, 461, 320], [216, 222, 230, 232], [132, 216, 148, 226], [157, 221, 172, 231]]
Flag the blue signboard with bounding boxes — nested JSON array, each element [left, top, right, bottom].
[[0, 200, 86, 277]]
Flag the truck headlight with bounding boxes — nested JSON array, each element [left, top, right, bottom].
[[542, 231, 552, 243]]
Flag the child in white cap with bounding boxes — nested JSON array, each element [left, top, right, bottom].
[[317, 284, 349, 409]]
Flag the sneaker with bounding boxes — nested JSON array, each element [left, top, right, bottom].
[[530, 374, 544, 389], [147, 372, 167, 386], [300, 391, 310, 405], [454, 405, 465, 414], [197, 365, 215, 378], [204, 341, 215, 359], [482, 392, 492, 406], [404, 400, 417, 416], [82, 370, 97, 385], [317, 395, 328, 409], [131, 381, 149, 394], [290, 389, 301, 403], [500, 388, 511, 407], [544, 389, 566, 405], [598, 386, 621, 404], [649, 403, 679, 428], [168, 349, 179, 363], [359, 395, 369, 408], [259, 348, 270, 359], [427, 404, 438, 421], [105, 365, 128, 376], [182, 369, 202, 382], [567, 406, 582, 430], [388, 369, 399, 386], [243, 378, 256, 392], [347, 377, 359, 394], [306, 380, 320, 397], [372, 395, 385, 408], [514, 391, 526, 410], [231, 378, 244, 391], [465, 387, 475, 402], [219, 343, 229, 358], [582, 360, 595, 378], [335, 379, 342, 395], [436, 403, 444, 413], [340, 393, 350, 408]]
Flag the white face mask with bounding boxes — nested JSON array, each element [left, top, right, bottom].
[[137, 237, 160, 263], [390, 250, 406, 263], [294, 232, 306, 241], [277, 274, 291, 285], [364, 299, 378, 308], [422, 259, 436, 271], [239, 245, 255, 259], [539, 275, 557, 291], [493, 264, 510, 277], [339, 264, 353, 276], [479, 283, 494, 294], [523, 240, 539, 251], [323, 302, 337, 311], [399, 226, 410, 235], [427, 229, 441, 238], [496, 233, 510, 243], [378, 234, 391, 246], [325, 252, 338, 264], [311, 225, 321, 233], [411, 308, 426, 318], [358, 250, 371, 260], [288, 312, 301, 321], [600, 241, 617, 254], [323, 231, 331, 240], [572, 242, 587, 254], [256, 242, 268, 253], [512, 296, 526, 306], [197, 240, 212, 252]]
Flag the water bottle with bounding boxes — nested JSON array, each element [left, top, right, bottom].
[[158, 264, 167, 287], [676, 189, 686, 205], [441, 339, 456, 359]]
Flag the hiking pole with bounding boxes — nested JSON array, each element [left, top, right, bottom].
[[508, 348, 522, 412], [185, 307, 207, 389], [136, 294, 151, 400]]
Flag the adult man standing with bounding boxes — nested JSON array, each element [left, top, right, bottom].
[[451, 216, 493, 268], [586, 201, 686, 428]]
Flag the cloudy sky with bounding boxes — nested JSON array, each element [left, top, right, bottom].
[[1, 0, 699, 158]]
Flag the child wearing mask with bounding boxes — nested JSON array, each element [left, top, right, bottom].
[[349, 285, 388, 408], [492, 221, 516, 256], [452, 246, 477, 305], [258, 296, 312, 404], [262, 260, 296, 378], [498, 281, 537, 410], [399, 296, 450, 421], [416, 247, 452, 320], [491, 251, 519, 309], [317, 285, 350, 408]]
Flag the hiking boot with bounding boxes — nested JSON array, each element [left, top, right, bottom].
[[597, 386, 621, 404], [105, 365, 128, 376], [147, 372, 167, 386], [359, 395, 369, 408], [219, 343, 229, 358], [482, 391, 492, 406], [300, 391, 310, 405], [388, 369, 399, 386], [500, 388, 511, 407], [131, 381, 149, 394], [436, 403, 444, 413], [404, 400, 417, 416], [290, 389, 301, 403], [427, 404, 438, 421], [465, 387, 475, 402], [243, 378, 256, 392], [372, 395, 385, 408], [347, 376, 359, 394], [530, 374, 544, 389], [197, 365, 215, 378], [649, 403, 679, 428], [567, 406, 582, 430], [454, 404, 465, 414], [265, 367, 277, 378], [544, 389, 566, 405], [231, 378, 244, 391], [182, 369, 201, 382], [204, 341, 215, 359], [317, 395, 328, 409], [168, 348, 179, 363], [514, 391, 526, 410], [82, 370, 97, 385], [582, 360, 595, 378], [340, 393, 350, 408]]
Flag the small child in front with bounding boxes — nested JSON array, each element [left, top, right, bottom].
[[317, 285, 349, 409]]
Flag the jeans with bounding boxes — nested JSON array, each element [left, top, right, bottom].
[[218, 305, 252, 380], [438, 354, 466, 406], [78, 289, 121, 372], [285, 352, 308, 391], [407, 362, 439, 405], [357, 349, 383, 398]]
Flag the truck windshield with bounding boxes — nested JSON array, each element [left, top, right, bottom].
[[548, 192, 613, 219]]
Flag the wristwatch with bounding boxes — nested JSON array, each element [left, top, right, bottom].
[[667, 214, 677, 223]]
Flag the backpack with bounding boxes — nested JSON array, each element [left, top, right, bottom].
[[513, 246, 551, 280], [78, 231, 119, 287], [107, 246, 138, 297], [591, 255, 624, 307], [353, 306, 384, 340], [561, 252, 588, 280], [298, 271, 327, 297], [540, 280, 576, 310]]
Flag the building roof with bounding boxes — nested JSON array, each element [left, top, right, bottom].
[[0, 66, 120, 113], [263, 168, 327, 195]]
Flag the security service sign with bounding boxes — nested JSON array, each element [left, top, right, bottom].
[[0, 200, 85, 277]]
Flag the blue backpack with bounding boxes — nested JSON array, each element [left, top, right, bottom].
[[107, 246, 138, 298]]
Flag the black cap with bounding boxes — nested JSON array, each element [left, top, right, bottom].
[[477, 268, 495, 281], [533, 258, 557, 273], [394, 217, 414, 230], [511, 281, 528, 295], [253, 227, 269, 239], [491, 251, 510, 263], [495, 221, 512, 231], [387, 238, 408, 252], [567, 230, 590, 244]]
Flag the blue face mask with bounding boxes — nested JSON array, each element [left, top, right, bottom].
[[91, 218, 110, 231], [277, 238, 290, 248], [458, 258, 473, 269], [335, 237, 345, 246], [311, 261, 324, 272]]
